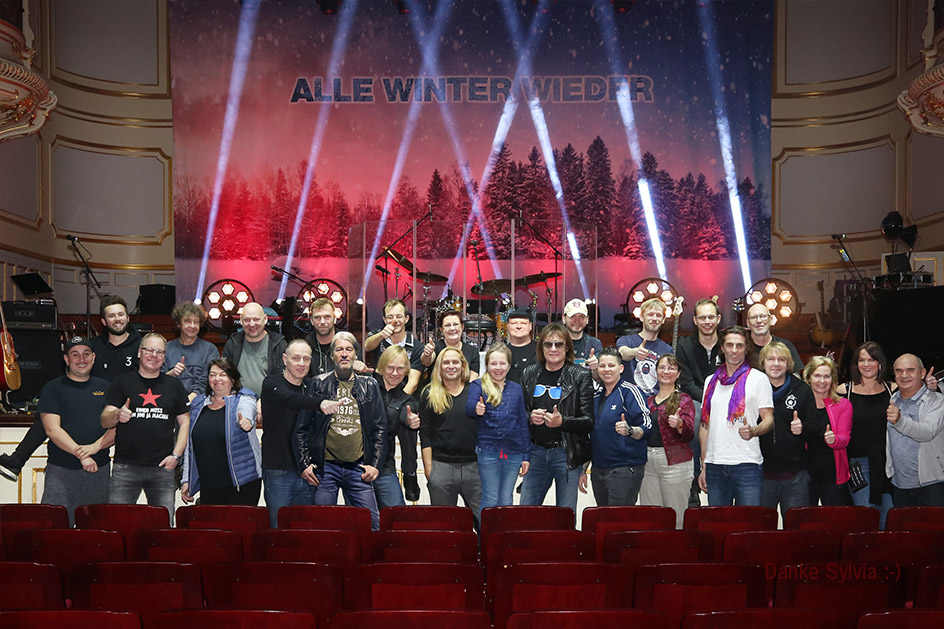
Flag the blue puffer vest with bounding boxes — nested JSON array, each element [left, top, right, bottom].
[[183, 388, 262, 495]]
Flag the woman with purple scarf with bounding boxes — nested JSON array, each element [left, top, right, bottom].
[[697, 326, 775, 506]]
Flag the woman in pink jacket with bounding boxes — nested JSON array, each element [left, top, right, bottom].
[[804, 356, 853, 505]]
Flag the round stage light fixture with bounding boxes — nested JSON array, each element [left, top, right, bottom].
[[743, 277, 799, 328], [202, 279, 254, 331], [624, 277, 680, 322], [296, 278, 348, 331]]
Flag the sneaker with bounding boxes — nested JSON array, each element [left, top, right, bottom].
[[403, 473, 420, 502], [0, 453, 21, 482]]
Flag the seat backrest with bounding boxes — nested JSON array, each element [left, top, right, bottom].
[[203, 561, 343, 625], [841, 531, 944, 565], [885, 507, 944, 532], [603, 530, 699, 567], [681, 609, 843, 629], [491, 562, 632, 629], [74, 504, 170, 545], [480, 506, 574, 538], [0, 562, 63, 611], [345, 562, 485, 610], [782, 506, 880, 532], [130, 528, 243, 568], [328, 610, 491, 629], [0, 504, 69, 550], [856, 610, 944, 629], [152, 609, 316, 629], [12, 529, 125, 569], [916, 564, 944, 608], [277, 505, 371, 559], [506, 610, 668, 629], [682, 507, 778, 560], [175, 505, 270, 549], [249, 529, 360, 573], [0, 610, 141, 629], [368, 530, 479, 563], [69, 561, 203, 625], [379, 506, 475, 531], [633, 562, 767, 629]]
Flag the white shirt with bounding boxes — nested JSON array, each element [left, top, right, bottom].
[[702, 368, 773, 466]]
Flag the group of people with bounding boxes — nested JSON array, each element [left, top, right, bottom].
[[2, 291, 942, 531]]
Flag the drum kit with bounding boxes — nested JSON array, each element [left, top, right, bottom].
[[375, 246, 561, 346]]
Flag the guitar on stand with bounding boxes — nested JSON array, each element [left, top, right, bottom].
[[810, 280, 835, 349], [0, 302, 23, 411], [671, 295, 685, 352]]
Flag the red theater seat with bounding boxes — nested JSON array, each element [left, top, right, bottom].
[[485, 530, 594, 605], [0, 504, 69, 551], [129, 528, 242, 568], [602, 529, 700, 567], [203, 561, 343, 626], [150, 610, 316, 629], [914, 564, 944, 608], [69, 562, 202, 626], [75, 504, 170, 545], [277, 505, 371, 559], [12, 529, 125, 574], [682, 506, 778, 560], [682, 609, 844, 629], [633, 562, 766, 628], [344, 562, 485, 610], [783, 506, 879, 532], [249, 529, 360, 575], [175, 504, 269, 549], [0, 610, 140, 629], [857, 610, 944, 628], [885, 507, 944, 532], [327, 610, 491, 629], [368, 529, 479, 563], [581, 506, 676, 559], [506, 610, 668, 629], [480, 505, 574, 537], [379, 505, 475, 531], [0, 562, 63, 610]]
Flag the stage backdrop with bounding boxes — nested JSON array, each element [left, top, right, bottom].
[[168, 0, 773, 331]]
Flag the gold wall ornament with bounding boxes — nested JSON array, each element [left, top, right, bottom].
[[0, 19, 56, 142], [898, 60, 944, 137]]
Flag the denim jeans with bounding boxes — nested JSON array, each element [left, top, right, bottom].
[[591, 464, 645, 506], [520, 444, 579, 512], [263, 468, 316, 528], [477, 448, 524, 512], [315, 460, 381, 530], [892, 481, 944, 507], [849, 456, 894, 529], [760, 469, 810, 520], [373, 470, 406, 510], [109, 461, 176, 525], [704, 462, 762, 506]]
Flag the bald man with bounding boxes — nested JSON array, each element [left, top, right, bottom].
[[885, 353, 944, 506], [746, 303, 803, 374], [222, 302, 288, 396]]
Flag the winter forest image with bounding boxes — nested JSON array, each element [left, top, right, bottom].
[[174, 138, 770, 263]]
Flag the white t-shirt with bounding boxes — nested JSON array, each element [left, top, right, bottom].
[[702, 368, 773, 466]]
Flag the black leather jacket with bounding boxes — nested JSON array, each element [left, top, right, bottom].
[[293, 371, 387, 474], [520, 362, 594, 470]]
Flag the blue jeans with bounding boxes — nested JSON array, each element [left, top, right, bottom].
[[109, 461, 175, 525], [263, 468, 316, 528], [520, 444, 579, 512], [315, 460, 380, 530], [849, 456, 894, 529], [477, 448, 524, 513], [761, 470, 810, 520], [704, 462, 762, 506], [373, 470, 406, 510]]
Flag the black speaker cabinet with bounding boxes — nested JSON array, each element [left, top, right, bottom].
[[137, 284, 176, 315], [6, 330, 64, 404]]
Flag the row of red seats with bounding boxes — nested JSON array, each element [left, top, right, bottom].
[[4, 559, 944, 629]]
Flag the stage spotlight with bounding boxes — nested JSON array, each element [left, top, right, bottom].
[[611, 0, 635, 14], [899, 224, 918, 249], [296, 277, 348, 330], [318, 0, 340, 15], [202, 279, 254, 330], [881, 211, 903, 240], [392, 0, 409, 14], [744, 277, 799, 327], [625, 277, 679, 322]]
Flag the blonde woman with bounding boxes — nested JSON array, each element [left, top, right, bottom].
[[467, 343, 530, 511], [418, 347, 480, 525], [804, 356, 853, 505]]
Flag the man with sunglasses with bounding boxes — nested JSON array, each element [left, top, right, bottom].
[[519, 323, 594, 511]]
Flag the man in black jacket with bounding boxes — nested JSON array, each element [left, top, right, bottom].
[[519, 323, 594, 512], [222, 302, 287, 396], [294, 332, 387, 530]]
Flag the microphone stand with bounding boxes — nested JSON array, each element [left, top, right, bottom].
[[379, 203, 435, 298], [517, 215, 562, 321], [71, 239, 102, 337], [832, 234, 873, 342]]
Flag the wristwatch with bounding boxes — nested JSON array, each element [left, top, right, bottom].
[[172, 454, 183, 464]]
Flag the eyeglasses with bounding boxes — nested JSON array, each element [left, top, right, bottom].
[[747, 315, 770, 322], [534, 385, 562, 400], [542, 341, 565, 349], [141, 347, 165, 356]]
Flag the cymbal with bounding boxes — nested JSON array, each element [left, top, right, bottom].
[[412, 270, 448, 284], [471, 279, 513, 295], [379, 247, 413, 272], [516, 271, 562, 286]]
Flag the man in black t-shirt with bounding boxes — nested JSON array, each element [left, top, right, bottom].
[[0, 295, 139, 483], [37, 337, 114, 525], [506, 309, 537, 385], [101, 333, 190, 524]]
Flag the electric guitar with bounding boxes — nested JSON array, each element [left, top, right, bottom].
[[810, 280, 835, 348], [0, 302, 22, 391], [671, 295, 685, 352]]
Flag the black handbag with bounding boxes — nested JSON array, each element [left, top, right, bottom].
[[848, 458, 868, 493]]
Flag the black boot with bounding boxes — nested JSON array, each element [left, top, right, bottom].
[[403, 473, 420, 502]]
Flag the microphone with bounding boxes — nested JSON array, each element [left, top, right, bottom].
[[831, 234, 845, 240], [66, 234, 79, 243]]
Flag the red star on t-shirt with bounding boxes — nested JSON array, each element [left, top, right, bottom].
[[139, 388, 161, 407]]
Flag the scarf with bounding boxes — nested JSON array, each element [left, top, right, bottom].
[[701, 361, 751, 426], [771, 373, 793, 405]]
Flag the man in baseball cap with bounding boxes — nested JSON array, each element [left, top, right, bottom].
[[563, 299, 602, 373]]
